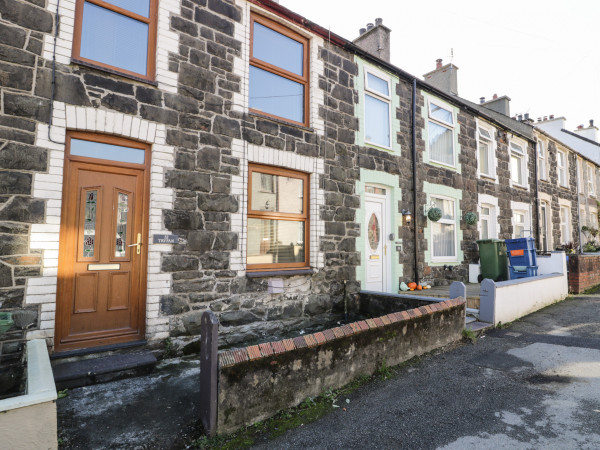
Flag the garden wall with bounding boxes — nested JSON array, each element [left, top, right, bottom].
[[216, 297, 465, 434], [567, 253, 600, 293]]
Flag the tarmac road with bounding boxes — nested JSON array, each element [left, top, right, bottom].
[[252, 294, 600, 449]]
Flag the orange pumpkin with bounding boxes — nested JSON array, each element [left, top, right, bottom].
[[416, 285, 423, 290], [407, 282, 417, 289]]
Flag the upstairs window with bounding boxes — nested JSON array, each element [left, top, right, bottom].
[[431, 196, 457, 261], [537, 140, 547, 180], [478, 127, 494, 178], [510, 141, 525, 186], [557, 150, 568, 187], [249, 14, 309, 126], [364, 68, 391, 148], [73, 0, 157, 80], [428, 101, 455, 167], [247, 164, 309, 270], [587, 164, 596, 196]]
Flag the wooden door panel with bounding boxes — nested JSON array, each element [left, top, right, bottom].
[[56, 152, 148, 352], [108, 272, 130, 310], [73, 272, 98, 313]]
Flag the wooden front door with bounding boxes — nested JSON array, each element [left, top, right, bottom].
[[55, 133, 149, 352]]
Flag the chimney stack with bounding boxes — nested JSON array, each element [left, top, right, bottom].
[[480, 94, 511, 117], [353, 18, 392, 63], [423, 58, 459, 96], [572, 118, 599, 142]]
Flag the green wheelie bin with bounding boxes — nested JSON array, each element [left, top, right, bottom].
[[476, 239, 509, 283]]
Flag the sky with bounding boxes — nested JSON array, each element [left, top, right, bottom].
[[280, 0, 600, 130]]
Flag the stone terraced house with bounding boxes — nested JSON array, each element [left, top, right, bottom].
[[0, 0, 594, 354]]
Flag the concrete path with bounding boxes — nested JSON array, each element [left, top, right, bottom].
[[253, 294, 600, 449], [57, 358, 203, 449]]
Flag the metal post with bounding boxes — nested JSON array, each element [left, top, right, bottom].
[[199, 310, 218, 436]]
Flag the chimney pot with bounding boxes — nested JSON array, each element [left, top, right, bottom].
[[366, 22, 374, 31], [359, 27, 366, 35], [524, 113, 530, 120], [590, 119, 594, 127], [493, 93, 498, 100], [549, 114, 554, 119], [537, 117, 542, 122], [543, 116, 548, 121], [578, 124, 584, 129], [480, 97, 485, 104], [375, 18, 383, 26], [518, 114, 523, 121], [436, 58, 443, 69]]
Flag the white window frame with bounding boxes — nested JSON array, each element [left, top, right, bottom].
[[430, 195, 458, 262], [590, 207, 599, 229], [557, 149, 568, 188], [540, 199, 552, 251], [560, 205, 571, 244], [427, 98, 455, 168], [480, 203, 494, 240], [363, 66, 392, 149], [478, 194, 499, 240], [509, 137, 527, 188], [578, 158, 584, 192], [511, 200, 531, 239], [537, 139, 547, 181], [476, 120, 496, 180], [587, 163, 596, 197]]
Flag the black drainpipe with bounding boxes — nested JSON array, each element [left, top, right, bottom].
[[412, 78, 419, 285], [534, 139, 541, 249]]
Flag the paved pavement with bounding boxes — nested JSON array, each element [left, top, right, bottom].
[[57, 294, 600, 449], [253, 294, 600, 449]]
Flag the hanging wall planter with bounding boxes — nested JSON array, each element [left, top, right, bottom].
[[427, 207, 442, 222], [464, 212, 478, 225]]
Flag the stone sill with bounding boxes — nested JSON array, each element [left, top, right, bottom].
[[71, 58, 158, 87], [246, 268, 313, 278], [248, 112, 315, 133]]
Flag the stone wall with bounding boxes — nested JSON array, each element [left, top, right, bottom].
[[538, 140, 580, 248], [217, 297, 465, 434], [0, 0, 363, 349]]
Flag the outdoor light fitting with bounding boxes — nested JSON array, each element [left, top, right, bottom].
[[401, 209, 412, 225]]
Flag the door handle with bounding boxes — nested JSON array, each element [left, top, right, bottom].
[[384, 244, 387, 256], [128, 233, 142, 255]]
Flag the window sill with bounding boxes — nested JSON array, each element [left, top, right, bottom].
[[249, 111, 314, 133], [510, 182, 529, 191], [246, 268, 313, 278], [427, 160, 457, 171], [364, 141, 394, 153], [71, 58, 158, 87], [478, 173, 497, 182]]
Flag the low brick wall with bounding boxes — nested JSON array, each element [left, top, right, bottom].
[[567, 253, 600, 293], [216, 297, 465, 434]]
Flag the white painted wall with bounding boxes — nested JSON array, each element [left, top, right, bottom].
[[479, 271, 568, 326], [537, 251, 567, 275]]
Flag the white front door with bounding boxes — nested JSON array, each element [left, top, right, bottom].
[[365, 187, 390, 292]]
